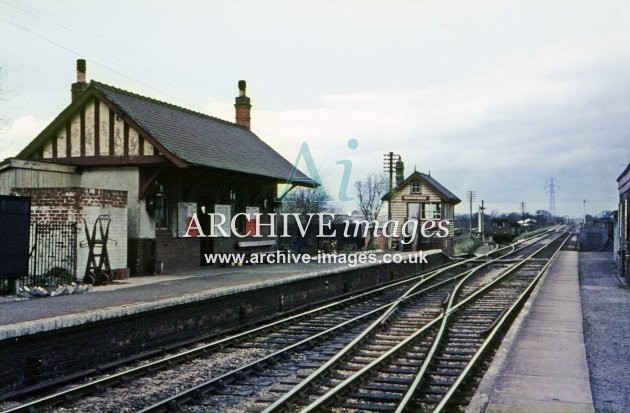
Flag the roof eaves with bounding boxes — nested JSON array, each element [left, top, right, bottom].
[[90, 84, 189, 168], [17, 87, 97, 159], [392, 170, 460, 204], [617, 162, 630, 182], [420, 173, 461, 203]]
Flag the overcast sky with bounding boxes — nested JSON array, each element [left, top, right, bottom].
[[1, 0, 628, 217]]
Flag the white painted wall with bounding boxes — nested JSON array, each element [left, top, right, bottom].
[[80, 167, 155, 239], [78, 206, 127, 280]]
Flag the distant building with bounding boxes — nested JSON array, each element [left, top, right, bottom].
[[616, 162, 630, 283], [0, 59, 313, 279], [490, 218, 523, 242], [384, 158, 460, 255], [579, 218, 613, 252]]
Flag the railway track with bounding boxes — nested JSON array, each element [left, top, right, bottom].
[[0, 226, 569, 413], [256, 227, 571, 413]]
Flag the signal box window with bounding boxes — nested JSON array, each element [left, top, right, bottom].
[[411, 181, 421, 193], [422, 202, 441, 219]]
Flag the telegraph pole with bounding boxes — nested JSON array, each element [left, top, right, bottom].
[[521, 201, 526, 228], [383, 152, 399, 222], [383, 152, 399, 249], [466, 190, 476, 236]]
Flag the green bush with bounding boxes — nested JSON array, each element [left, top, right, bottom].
[[45, 266, 75, 284], [454, 235, 482, 255]]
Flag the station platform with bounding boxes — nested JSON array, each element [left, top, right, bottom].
[[0, 250, 444, 341], [468, 250, 595, 413], [0, 249, 451, 397]]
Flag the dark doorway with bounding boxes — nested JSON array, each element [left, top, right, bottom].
[[198, 202, 214, 266], [0, 196, 31, 286]]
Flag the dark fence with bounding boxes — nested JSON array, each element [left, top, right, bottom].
[[24, 221, 78, 287]]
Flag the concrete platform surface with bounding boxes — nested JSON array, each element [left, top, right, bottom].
[[0, 250, 442, 340], [468, 251, 594, 413], [579, 251, 630, 411]]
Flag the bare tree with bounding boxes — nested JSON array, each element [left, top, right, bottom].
[[282, 186, 329, 215], [355, 172, 389, 247], [280, 160, 340, 217], [279, 186, 330, 252]]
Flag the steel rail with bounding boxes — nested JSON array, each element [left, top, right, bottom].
[[4, 227, 562, 413], [260, 230, 561, 413], [139, 232, 548, 413], [2, 253, 468, 412], [137, 302, 392, 413], [297, 227, 570, 413], [449, 228, 570, 315], [134, 245, 531, 412], [432, 229, 571, 412], [395, 255, 490, 412], [138, 247, 521, 413], [395, 227, 571, 412]]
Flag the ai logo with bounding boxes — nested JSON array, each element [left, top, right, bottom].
[[277, 138, 359, 202]]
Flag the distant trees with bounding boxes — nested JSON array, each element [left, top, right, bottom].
[[596, 210, 613, 219], [535, 210, 553, 226], [281, 187, 330, 215]]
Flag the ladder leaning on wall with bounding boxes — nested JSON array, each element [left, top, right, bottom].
[[80, 215, 116, 285]]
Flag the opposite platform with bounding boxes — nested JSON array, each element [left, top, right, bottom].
[[468, 251, 594, 413]]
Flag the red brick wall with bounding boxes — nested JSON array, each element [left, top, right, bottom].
[[155, 233, 200, 272], [11, 187, 129, 278], [12, 188, 81, 223], [11, 187, 127, 222], [78, 188, 127, 209]]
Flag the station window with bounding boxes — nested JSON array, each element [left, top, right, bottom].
[[422, 202, 441, 219], [411, 181, 421, 193]]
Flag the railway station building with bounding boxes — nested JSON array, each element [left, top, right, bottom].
[[616, 162, 630, 283], [384, 158, 460, 255], [0, 60, 313, 279]]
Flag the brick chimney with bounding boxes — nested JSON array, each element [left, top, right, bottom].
[[71, 59, 88, 101], [395, 157, 405, 187], [234, 80, 251, 129]]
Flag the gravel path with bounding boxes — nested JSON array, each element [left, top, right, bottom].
[[579, 251, 630, 412]]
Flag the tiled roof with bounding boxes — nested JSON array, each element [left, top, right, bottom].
[[419, 172, 460, 203], [396, 170, 461, 203], [93, 82, 313, 184]]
